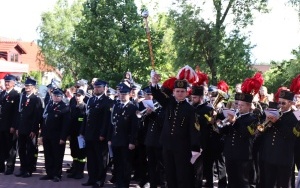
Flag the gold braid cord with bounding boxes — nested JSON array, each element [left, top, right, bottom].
[[194, 114, 201, 131]]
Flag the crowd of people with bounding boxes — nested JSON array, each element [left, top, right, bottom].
[[0, 67, 300, 188]]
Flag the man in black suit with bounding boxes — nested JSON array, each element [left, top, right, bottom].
[[219, 92, 258, 188], [39, 88, 70, 182], [0, 74, 20, 175], [81, 80, 111, 187], [261, 90, 299, 188], [150, 74, 200, 188], [108, 83, 139, 188], [15, 77, 43, 178]]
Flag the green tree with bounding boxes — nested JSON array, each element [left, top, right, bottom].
[[264, 46, 300, 93], [37, 0, 84, 85], [167, 0, 268, 85], [70, 0, 170, 87]]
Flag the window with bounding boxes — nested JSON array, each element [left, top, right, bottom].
[[10, 54, 18, 62]]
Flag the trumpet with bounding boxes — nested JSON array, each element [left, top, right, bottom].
[[257, 108, 282, 132], [256, 120, 272, 132], [136, 102, 160, 118]]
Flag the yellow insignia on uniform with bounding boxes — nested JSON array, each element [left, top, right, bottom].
[[204, 114, 212, 122], [247, 125, 255, 136], [293, 127, 300, 137], [78, 117, 84, 122]]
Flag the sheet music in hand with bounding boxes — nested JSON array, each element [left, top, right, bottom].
[[142, 99, 154, 109], [222, 108, 236, 118], [293, 110, 300, 121], [77, 136, 86, 149], [264, 109, 280, 118]]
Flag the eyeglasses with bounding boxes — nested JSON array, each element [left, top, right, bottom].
[[278, 101, 287, 105]]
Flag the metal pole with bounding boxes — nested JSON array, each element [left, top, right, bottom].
[[142, 10, 155, 71]]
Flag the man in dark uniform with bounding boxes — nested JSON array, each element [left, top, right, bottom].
[[143, 86, 166, 188], [0, 74, 20, 175], [67, 89, 87, 179], [40, 89, 70, 182], [219, 91, 258, 188], [150, 74, 200, 188], [15, 77, 42, 178], [261, 89, 299, 188], [81, 80, 111, 187], [108, 83, 139, 188], [190, 85, 212, 188]]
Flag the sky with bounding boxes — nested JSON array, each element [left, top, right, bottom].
[[0, 0, 299, 64]]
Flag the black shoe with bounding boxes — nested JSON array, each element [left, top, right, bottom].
[[82, 182, 95, 186], [74, 173, 84, 179], [91, 182, 104, 188], [109, 176, 116, 183], [15, 171, 25, 177], [39, 175, 53, 180], [22, 172, 32, 178], [4, 169, 13, 175], [52, 176, 61, 182], [67, 173, 76, 178]]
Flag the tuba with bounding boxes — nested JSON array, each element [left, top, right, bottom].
[[212, 89, 229, 109]]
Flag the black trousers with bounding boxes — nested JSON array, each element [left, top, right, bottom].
[[225, 158, 251, 188], [263, 162, 292, 188], [146, 146, 164, 188], [86, 140, 108, 184], [0, 131, 17, 171], [163, 148, 194, 188], [203, 149, 227, 187], [18, 134, 36, 173], [112, 146, 134, 188], [43, 138, 66, 177], [69, 134, 86, 160], [193, 155, 204, 188]]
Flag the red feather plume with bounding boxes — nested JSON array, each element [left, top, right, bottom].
[[274, 87, 288, 102], [176, 65, 199, 84], [162, 77, 177, 91], [217, 80, 229, 93], [290, 74, 300, 94], [194, 65, 209, 86], [241, 72, 264, 95]]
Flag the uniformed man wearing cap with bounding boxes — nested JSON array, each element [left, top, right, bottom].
[[15, 77, 43, 178], [220, 91, 258, 188], [190, 85, 212, 188], [67, 89, 87, 179], [260, 89, 299, 188], [108, 83, 139, 188], [81, 79, 111, 187], [39, 88, 70, 182], [150, 75, 200, 188], [142, 87, 166, 188], [0, 74, 20, 175]]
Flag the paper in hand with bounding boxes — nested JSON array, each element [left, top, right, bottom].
[[293, 110, 300, 121], [222, 108, 236, 118], [142, 100, 154, 109], [264, 109, 280, 118], [77, 136, 85, 149], [190, 149, 202, 164]]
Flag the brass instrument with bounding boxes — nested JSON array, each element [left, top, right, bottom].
[[211, 90, 229, 132], [136, 102, 160, 118], [212, 89, 228, 109], [257, 108, 281, 132]]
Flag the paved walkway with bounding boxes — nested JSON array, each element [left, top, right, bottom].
[[0, 145, 138, 188]]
